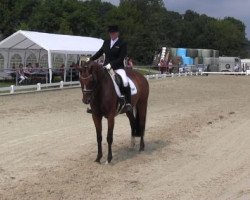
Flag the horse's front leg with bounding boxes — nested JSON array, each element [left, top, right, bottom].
[[107, 116, 115, 163], [92, 115, 103, 163]]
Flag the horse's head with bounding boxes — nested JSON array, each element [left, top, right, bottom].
[[77, 60, 96, 104]]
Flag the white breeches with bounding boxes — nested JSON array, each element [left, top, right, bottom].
[[115, 69, 129, 87], [20, 75, 26, 80]]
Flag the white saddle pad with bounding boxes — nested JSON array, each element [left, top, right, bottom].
[[111, 77, 137, 98]]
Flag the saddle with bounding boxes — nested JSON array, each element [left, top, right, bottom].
[[114, 73, 127, 114], [107, 69, 135, 114], [114, 73, 123, 92]]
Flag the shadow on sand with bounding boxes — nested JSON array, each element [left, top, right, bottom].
[[112, 139, 171, 164]]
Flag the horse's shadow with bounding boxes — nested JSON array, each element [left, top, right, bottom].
[[112, 139, 170, 164]]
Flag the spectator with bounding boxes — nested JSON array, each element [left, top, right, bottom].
[[158, 59, 166, 74], [26, 63, 33, 73], [60, 64, 65, 80], [168, 61, 173, 74], [18, 64, 27, 84], [127, 57, 133, 69], [234, 63, 239, 72], [69, 62, 78, 81], [12, 63, 16, 70]]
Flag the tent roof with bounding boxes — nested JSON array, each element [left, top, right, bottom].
[[0, 30, 103, 55]]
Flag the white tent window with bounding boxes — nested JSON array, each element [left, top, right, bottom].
[[0, 54, 4, 69], [53, 54, 64, 68], [10, 54, 22, 69], [40, 54, 48, 68], [67, 55, 76, 67], [26, 53, 37, 66]]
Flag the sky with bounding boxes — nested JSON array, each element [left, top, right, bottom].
[[103, 0, 250, 40]]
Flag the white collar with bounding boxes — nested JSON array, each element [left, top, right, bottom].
[[110, 37, 118, 48]]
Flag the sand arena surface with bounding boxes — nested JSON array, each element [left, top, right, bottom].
[[1, 75, 250, 200]]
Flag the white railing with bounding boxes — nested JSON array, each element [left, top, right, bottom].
[[0, 81, 80, 95], [202, 71, 248, 75], [145, 71, 250, 80], [145, 71, 203, 80], [1, 70, 249, 95]]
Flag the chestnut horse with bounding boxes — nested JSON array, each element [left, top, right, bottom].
[[77, 60, 149, 163]]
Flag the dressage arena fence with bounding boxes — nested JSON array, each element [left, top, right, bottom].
[[0, 71, 250, 95], [145, 71, 250, 80], [0, 81, 80, 95]]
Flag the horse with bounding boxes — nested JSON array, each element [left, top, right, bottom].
[[77, 60, 149, 164]]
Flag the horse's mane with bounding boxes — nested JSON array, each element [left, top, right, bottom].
[[89, 61, 105, 76], [88, 61, 112, 88]]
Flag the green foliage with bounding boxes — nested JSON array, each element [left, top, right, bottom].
[[0, 0, 249, 64]]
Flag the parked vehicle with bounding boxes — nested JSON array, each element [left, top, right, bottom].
[[219, 57, 241, 72]]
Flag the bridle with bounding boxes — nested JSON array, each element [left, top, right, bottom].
[[79, 73, 94, 94]]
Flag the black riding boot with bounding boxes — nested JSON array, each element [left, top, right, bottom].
[[122, 85, 132, 112]]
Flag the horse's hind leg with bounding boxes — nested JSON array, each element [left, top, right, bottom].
[[126, 108, 136, 148], [140, 136, 145, 151], [92, 115, 103, 163], [137, 102, 148, 151]]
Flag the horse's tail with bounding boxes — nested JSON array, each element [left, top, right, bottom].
[[128, 69, 149, 138], [133, 104, 147, 137]]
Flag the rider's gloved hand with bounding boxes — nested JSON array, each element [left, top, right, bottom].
[[104, 63, 111, 70]]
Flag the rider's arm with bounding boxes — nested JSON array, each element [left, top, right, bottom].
[[90, 41, 106, 61]]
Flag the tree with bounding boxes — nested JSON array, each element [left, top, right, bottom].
[[203, 19, 246, 57], [0, 0, 249, 63]]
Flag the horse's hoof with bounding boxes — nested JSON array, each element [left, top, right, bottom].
[[139, 147, 145, 151], [87, 108, 92, 113], [95, 158, 101, 163], [130, 137, 136, 149]]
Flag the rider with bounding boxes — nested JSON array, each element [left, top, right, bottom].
[[88, 25, 132, 113]]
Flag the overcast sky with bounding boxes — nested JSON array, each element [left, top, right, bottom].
[[103, 0, 250, 40]]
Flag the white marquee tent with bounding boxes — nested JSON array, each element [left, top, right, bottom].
[[0, 30, 103, 82]]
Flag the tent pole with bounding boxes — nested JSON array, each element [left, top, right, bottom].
[[24, 50, 27, 67], [64, 54, 68, 82], [38, 49, 41, 65], [48, 50, 52, 84], [7, 49, 10, 69]]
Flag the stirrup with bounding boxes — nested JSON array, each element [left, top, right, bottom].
[[120, 103, 132, 114], [125, 103, 132, 111]]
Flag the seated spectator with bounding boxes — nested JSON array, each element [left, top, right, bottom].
[[32, 62, 40, 73], [12, 63, 16, 70], [18, 64, 27, 84], [60, 64, 65, 80], [34, 63, 39, 72], [27, 63, 33, 73], [127, 57, 133, 69]]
